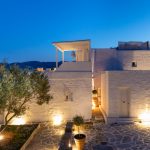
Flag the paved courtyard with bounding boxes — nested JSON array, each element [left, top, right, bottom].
[[26, 121, 150, 150]]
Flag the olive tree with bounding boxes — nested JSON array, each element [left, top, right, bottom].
[[0, 65, 52, 131]]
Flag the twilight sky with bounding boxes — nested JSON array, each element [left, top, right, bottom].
[[1, 0, 150, 62]]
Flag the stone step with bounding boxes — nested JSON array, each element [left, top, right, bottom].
[[117, 118, 135, 124], [95, 116, 103, 120]]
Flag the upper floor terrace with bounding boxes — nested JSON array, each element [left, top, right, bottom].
[[52, 40, 91, 70]]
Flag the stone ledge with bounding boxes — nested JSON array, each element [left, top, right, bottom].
[[20, 124, 41, 150]]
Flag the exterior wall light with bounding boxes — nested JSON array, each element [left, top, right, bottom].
[[92, 101, 96, 109]]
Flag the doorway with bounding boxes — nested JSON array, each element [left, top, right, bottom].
[[119, 88, 130, 117]]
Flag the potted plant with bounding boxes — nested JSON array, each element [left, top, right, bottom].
[[92, 89, 97, 97], [73, 115, 86, 150], [92, 89, 98, 107]]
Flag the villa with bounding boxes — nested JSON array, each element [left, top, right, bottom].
[[49, 40, 150, 124], [1, 40, 150, 125], [93, 41, 150, 123]]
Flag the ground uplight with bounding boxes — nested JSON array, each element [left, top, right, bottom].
[[53, 115, 62, 126]]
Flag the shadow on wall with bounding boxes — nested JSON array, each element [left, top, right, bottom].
[[105, 57, 123, 70]]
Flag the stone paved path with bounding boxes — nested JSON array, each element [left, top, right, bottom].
[[84, 122, 150, 150]]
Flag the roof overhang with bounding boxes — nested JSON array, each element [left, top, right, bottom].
[[52, 39, 90, 52]]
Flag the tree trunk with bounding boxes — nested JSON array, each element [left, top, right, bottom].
[[0, 113, 16, 133]]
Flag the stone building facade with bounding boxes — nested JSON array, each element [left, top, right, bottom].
[[1, 40, 150, 125], [93, 41, 150, 123]]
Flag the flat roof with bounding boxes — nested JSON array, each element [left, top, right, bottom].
[[52, 39, 90, 51]]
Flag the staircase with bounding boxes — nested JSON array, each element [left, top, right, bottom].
[[116, 117, 136, 124], [92, 95, 104, 122]]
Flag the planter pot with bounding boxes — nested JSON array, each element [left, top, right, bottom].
[[92, 93, 97, 98], [74, 134, 86, 150]]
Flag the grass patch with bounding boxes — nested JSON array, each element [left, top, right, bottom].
[[0, 124, 38, 150]]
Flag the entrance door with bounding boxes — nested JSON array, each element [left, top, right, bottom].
[[119, 88, 130, 117]]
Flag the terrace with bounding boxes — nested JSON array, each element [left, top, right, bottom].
[[52, 40, 91, 70]]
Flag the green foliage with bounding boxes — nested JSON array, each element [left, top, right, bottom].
[[73, 115, 84, 134], [0, 64, 52, 129], [30, 72, 53, 105], [0, 124, 38, 150], [73, 115, 84, 126]]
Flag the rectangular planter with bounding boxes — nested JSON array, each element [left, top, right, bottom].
[[20, 124, 41, 150]]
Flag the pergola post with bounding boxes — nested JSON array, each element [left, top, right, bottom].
[[62, 51, 64, 63], [56, 48, 58, 68]]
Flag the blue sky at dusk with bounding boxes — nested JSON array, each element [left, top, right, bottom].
[[1, 0, 150, 62]]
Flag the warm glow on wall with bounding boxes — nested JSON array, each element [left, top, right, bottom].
[[12, 116, 26, 125], [59, 130, 64, 135], [0, 135, 4, 140], [53, 115, 62, 126], [92, 101, 96, 109], [139, 111, 150, 123]]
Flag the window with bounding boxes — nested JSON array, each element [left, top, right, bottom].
[[65, 96, 69, 101], [132, 62, 137, 67], [65, 94, 73, 101]]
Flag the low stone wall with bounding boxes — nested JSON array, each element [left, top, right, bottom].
[[20, 124, 41, 150]]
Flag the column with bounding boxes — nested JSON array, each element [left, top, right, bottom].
[[56, 48, 58, 68], [62, 51, 64, 63]]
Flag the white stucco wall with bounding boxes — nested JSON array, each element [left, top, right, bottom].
[[0, 71, 92, 125], [92, 49, 150, 73], [57, 62, 91, 72], [23, 71, 92, 123], [102, 71, 150, 123], [92, 49, 117, 73], [117, 50, 150, 70], [100, 72, 109, 119]]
